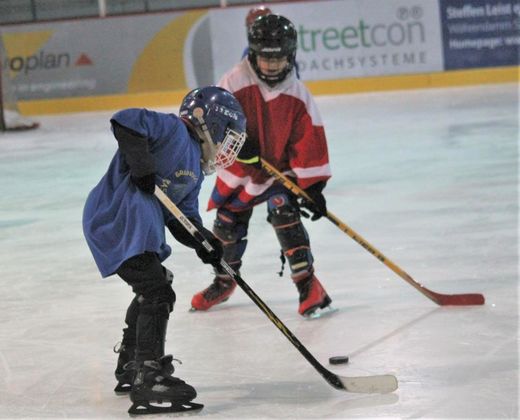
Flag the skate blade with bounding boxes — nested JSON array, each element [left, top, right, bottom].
[[189, 297, 230, 312], [304, 306, 339, 320], [128, 400, 203, 416], [114, 383, 132, 395]]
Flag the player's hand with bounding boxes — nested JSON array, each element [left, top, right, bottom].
[[131, 173, 156, 194], [235, 136, 261, 168], [299, 181, 327, 221], [196, 229, 224, 266]]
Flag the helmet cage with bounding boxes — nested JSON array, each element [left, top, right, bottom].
[[215, 127, 246, 169]]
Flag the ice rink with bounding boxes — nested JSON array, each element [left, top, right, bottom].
[[0, 83, 517, 419]]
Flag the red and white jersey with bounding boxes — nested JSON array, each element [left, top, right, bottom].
[[208, 59, 331, 211]]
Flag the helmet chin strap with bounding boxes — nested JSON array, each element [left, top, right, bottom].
[[193, 107, 218, 175]]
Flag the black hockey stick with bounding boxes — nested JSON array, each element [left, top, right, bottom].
[[260, 159, 485, 306], [154, 186, 398, 394]]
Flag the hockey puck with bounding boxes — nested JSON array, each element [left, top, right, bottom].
[[329, 356, 349, 365]]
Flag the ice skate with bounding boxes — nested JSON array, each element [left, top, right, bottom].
[[294, 274, 335, 318], [305, 303, 338, 320], [113, 340, 136, 394], [115, 343, 176, 395], [127, 355, 203, 415], [191, 275, 237, 311]]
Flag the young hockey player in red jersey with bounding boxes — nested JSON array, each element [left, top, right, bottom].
[[191, 15, 332, 318], [241, 7, 301, 78], [82, 86, 246, 415]]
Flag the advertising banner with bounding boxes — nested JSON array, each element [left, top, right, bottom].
[[439, 0, 520, 69], [209, 0, 444, 83], [1, 10, 207, 101]]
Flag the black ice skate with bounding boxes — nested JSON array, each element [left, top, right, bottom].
[[113, 341, 135, 394], [127, 355, 203, 415], [114, 342, 176, 394]]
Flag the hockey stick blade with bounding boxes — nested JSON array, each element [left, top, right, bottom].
[[401, 271, 485, 306], [322, 365, 397, 393], [428, 291, 485, 306], [336, 373, 398, 394]]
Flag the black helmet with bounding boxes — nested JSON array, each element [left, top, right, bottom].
[[247, 14, 297, 86]]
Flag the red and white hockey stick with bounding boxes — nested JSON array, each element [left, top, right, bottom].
[[260, 159, 485, 306], [154, 186, 398, 394]]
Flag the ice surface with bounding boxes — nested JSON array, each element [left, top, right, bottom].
[[0, 83, 517, 419]]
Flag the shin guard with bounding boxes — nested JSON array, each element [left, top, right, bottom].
[[268, 194, 314, 280], [135, 301, 170, 361], [212, 208, 252, 276]]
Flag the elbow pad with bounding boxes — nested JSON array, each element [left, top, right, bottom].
[[112, 120, 155, 178]]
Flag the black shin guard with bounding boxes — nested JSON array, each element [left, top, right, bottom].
[[213, 209, 252, 275], [135, 302, 170, 361], [116, 252, 176, 361], [268, 198, 314, 279]]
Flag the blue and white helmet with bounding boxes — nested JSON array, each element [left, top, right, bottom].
[[180, 86, 247, 175]]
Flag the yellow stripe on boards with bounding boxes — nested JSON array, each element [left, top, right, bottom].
[[305, 66, 519, 96], [18, 89, 189, 115]]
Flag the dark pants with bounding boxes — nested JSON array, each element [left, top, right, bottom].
[[213, 192, 314, 281], [116, 252, 176, 361]]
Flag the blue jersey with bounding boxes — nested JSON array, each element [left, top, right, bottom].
[[82, 108, 204, 277]]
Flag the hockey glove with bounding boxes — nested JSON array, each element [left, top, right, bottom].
[[112, 120, 156, 194], [235, 136, 261, 168], [168, 219, 224, 267], [299, 181, 327, 221], [194, 229, 224, 267], [130, 173, 156, 195]]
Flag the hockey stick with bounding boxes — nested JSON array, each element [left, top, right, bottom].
[[260, 158, 485, 306], [154, 186, 398, 394]]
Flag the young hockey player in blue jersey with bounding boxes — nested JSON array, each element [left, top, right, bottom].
[[82, 86, 246, 415]]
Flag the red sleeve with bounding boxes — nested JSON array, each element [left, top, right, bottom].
[[288, 99, 331, 190]]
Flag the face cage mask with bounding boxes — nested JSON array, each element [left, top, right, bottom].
[[200, 127, 246, 175], [215, 128, 246, 169]]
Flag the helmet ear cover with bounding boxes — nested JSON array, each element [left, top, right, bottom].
[[179, 86, 246, 174]]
